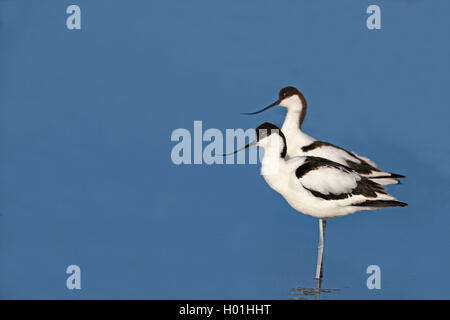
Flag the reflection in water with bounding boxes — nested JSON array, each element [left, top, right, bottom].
[[289, 220, 339, 299], [290, 279, 339, 300]]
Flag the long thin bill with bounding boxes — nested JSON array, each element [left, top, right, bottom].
[[241, 100, 280, 115], [217, 140, 257, 156]]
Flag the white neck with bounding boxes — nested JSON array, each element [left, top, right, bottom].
[[280, 105, 316, 153], [260, 136, 285, 177], [261, 153, 283, 177], [281, 107, 302, 134]]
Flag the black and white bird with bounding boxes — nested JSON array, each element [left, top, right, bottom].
[[243, 86, 405, 185], [226, 122, 407, 279]]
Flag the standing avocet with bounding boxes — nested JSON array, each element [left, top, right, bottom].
[[225, 122, 407, 279], [243, 86, 405, 186]]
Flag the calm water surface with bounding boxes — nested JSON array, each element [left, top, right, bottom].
[[1, 0, 449, 299]]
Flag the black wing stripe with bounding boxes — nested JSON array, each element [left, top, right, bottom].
[[304, 187, 350, 200], [304, 177, 386, 201], [301, 141, 327, 152], [295, 156, 351, 179]]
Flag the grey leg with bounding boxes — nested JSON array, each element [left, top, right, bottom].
[[315, 219, 327, 280]]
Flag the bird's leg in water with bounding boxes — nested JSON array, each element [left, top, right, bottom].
[[315, 219, 327, 280], [314, 278, 322, 300]]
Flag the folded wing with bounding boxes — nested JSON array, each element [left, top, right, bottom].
[[295, 157, 387, 201]]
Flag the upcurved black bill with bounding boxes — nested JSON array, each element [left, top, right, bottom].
[[217, 140, 257, 156], [241, 100, 280, 115]]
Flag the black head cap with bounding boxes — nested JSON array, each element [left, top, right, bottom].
[[278, 86, 307, 106], [255, 122, 287, 158]]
